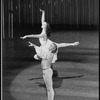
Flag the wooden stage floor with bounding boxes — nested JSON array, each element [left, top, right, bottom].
[[2, 31, 99, 100]]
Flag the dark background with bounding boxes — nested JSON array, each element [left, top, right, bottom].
[[2, 0, 99, 39], [1, 1, 99, 100]]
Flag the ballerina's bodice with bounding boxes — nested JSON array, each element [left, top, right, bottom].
[[39, 30, 47, 46]]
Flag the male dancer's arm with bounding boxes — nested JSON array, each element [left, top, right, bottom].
[[56, 42, 79, 48]]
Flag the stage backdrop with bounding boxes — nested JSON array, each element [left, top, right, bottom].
[[3, 0, 99, 38]]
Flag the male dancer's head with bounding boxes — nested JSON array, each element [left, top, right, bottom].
[[49, 43, 58, 53]]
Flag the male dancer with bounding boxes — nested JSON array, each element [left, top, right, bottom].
[[28, 40, 79, 100], [29, 42, 57, 100]]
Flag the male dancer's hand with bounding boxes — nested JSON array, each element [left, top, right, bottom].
[[34, 54, 42, 60], [20, 36, 27, 39], [73, 42, 79, 46]]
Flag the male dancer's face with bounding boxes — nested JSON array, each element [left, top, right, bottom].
[[49, 43, 57, 52]]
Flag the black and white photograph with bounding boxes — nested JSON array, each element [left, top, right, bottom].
[[1, 0, 99, 100]]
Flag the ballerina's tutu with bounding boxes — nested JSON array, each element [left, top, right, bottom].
[[34, 46, 47, 59], [34, 42, 58, 63]]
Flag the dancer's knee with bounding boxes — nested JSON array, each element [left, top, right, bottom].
[[47, 88, 54, 95]]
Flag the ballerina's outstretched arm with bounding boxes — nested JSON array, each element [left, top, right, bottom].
[[20, 33, 45, 39], [20, 9, 46, 40], [40, 9, 45, 24]]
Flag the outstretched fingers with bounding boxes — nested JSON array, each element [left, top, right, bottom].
[[28, 42, 36, 47], [74, 42, 79, 46]]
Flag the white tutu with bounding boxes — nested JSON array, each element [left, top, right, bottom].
[[34, 39, 58, 63], [34, 46, 47, 59], [34, 45, 58, 63]]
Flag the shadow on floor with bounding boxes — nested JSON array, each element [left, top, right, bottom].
[[29, 74, 84, 89]]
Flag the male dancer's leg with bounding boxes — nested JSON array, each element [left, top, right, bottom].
[[43, 68, 54, 100]]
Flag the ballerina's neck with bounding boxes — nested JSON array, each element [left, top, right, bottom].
[[42, 29, 46, 32]]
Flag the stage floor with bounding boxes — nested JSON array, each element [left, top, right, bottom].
[[2, 31, 99, 100]]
